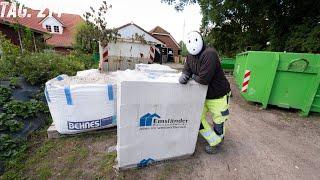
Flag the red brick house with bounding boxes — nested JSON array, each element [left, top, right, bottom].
[[150, 26, 181, 58], [0, 0, 84, 53], [40, 13, 84, 53]]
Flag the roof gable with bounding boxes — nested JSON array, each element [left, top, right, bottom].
[[150, 26, 180, 49], [117, 23, 164, 45], [153, 34, 181, 50], [39, 13, 65, 27], [150, 26, 170, 35], [41, 16, 64, 27]]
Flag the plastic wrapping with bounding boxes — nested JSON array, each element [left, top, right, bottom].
[[135, 64, 178, 73], [45, 74, 117, 134], [116, 70, 208, 169], [76, 69, 100, 77], [45, 64, 207, 168]]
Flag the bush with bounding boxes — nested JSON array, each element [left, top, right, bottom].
[[3, 100, 49, 119], [19, 52, 86, 85], [9, 77, 20, 89], [1, 32, 96, 85], [69, 50, 98, 69], [0, 86, 12, 106], [0, 113, 23, 133], [0, 98, 50, 169], [0, 134, 26, 161], [0, 33, 21, 80]]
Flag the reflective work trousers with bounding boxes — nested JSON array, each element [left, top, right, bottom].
[[199, 93, 230, 147]]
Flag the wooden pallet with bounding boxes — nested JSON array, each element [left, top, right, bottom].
[[47, 123, 117, 139], [117, 153, 196, 171]]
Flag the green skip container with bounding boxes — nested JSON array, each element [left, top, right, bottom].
[[221, 58, 235, 70], [234, 51, 320, 116]]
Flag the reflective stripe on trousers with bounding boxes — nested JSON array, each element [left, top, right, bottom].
[[200, 128, 222, 147]]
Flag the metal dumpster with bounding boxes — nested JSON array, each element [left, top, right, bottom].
[[234, 51, 320, 116], [221, 58, 235, 70]]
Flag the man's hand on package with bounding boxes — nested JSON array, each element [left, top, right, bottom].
[[191, 74, 199, 80], [179, 74, 190, 84]]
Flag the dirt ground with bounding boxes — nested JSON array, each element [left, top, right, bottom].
[[119, 77, 320, 180], [5, 77, 320, 180]]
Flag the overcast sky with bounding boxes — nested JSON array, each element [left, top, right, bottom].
[[16, 0, 202, 42]]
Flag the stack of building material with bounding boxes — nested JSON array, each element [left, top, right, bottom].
[[135, 64, 178, 73], [76, 69, 100, 77], [116, 70, 207, 169], [45, 64, 208, 169]]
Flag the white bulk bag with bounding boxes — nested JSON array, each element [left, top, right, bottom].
[[45, 74, 117, 134]]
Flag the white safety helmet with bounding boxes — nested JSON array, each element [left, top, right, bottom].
[[185, 31, 204, 55]]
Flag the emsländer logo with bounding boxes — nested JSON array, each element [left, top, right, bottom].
[[139, 113, 160, 127], [139, 113, 189, 130]]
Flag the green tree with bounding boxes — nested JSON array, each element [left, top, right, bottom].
[[0, 32, 21, 79], [162, 0, 320, 56], [179, 41, 188, 56], [74, 23, 99, 53], [75, 1, 118, 53]]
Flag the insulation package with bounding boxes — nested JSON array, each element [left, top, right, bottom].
[[76, 69, 100, 77], [135, 64, 178, 73], [45, 74, 117, 134], [116, 70, 208, 169]]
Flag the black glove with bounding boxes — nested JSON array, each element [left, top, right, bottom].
[[192, 74, 201, 79], [191, 74, 200, 82], [179, 74, 190, 84]]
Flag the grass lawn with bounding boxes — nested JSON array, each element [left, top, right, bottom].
[[1, 129, 120, 179]]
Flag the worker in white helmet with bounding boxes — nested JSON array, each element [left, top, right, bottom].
[[179, 31, 231, 154]]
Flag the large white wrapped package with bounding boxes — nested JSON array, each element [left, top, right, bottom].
[[135, 63, 178, 73], [76, 69, 100, 77], [112, 69, 179, 82], [116, 70, 208, 169], [45, 74, 117, 134]]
